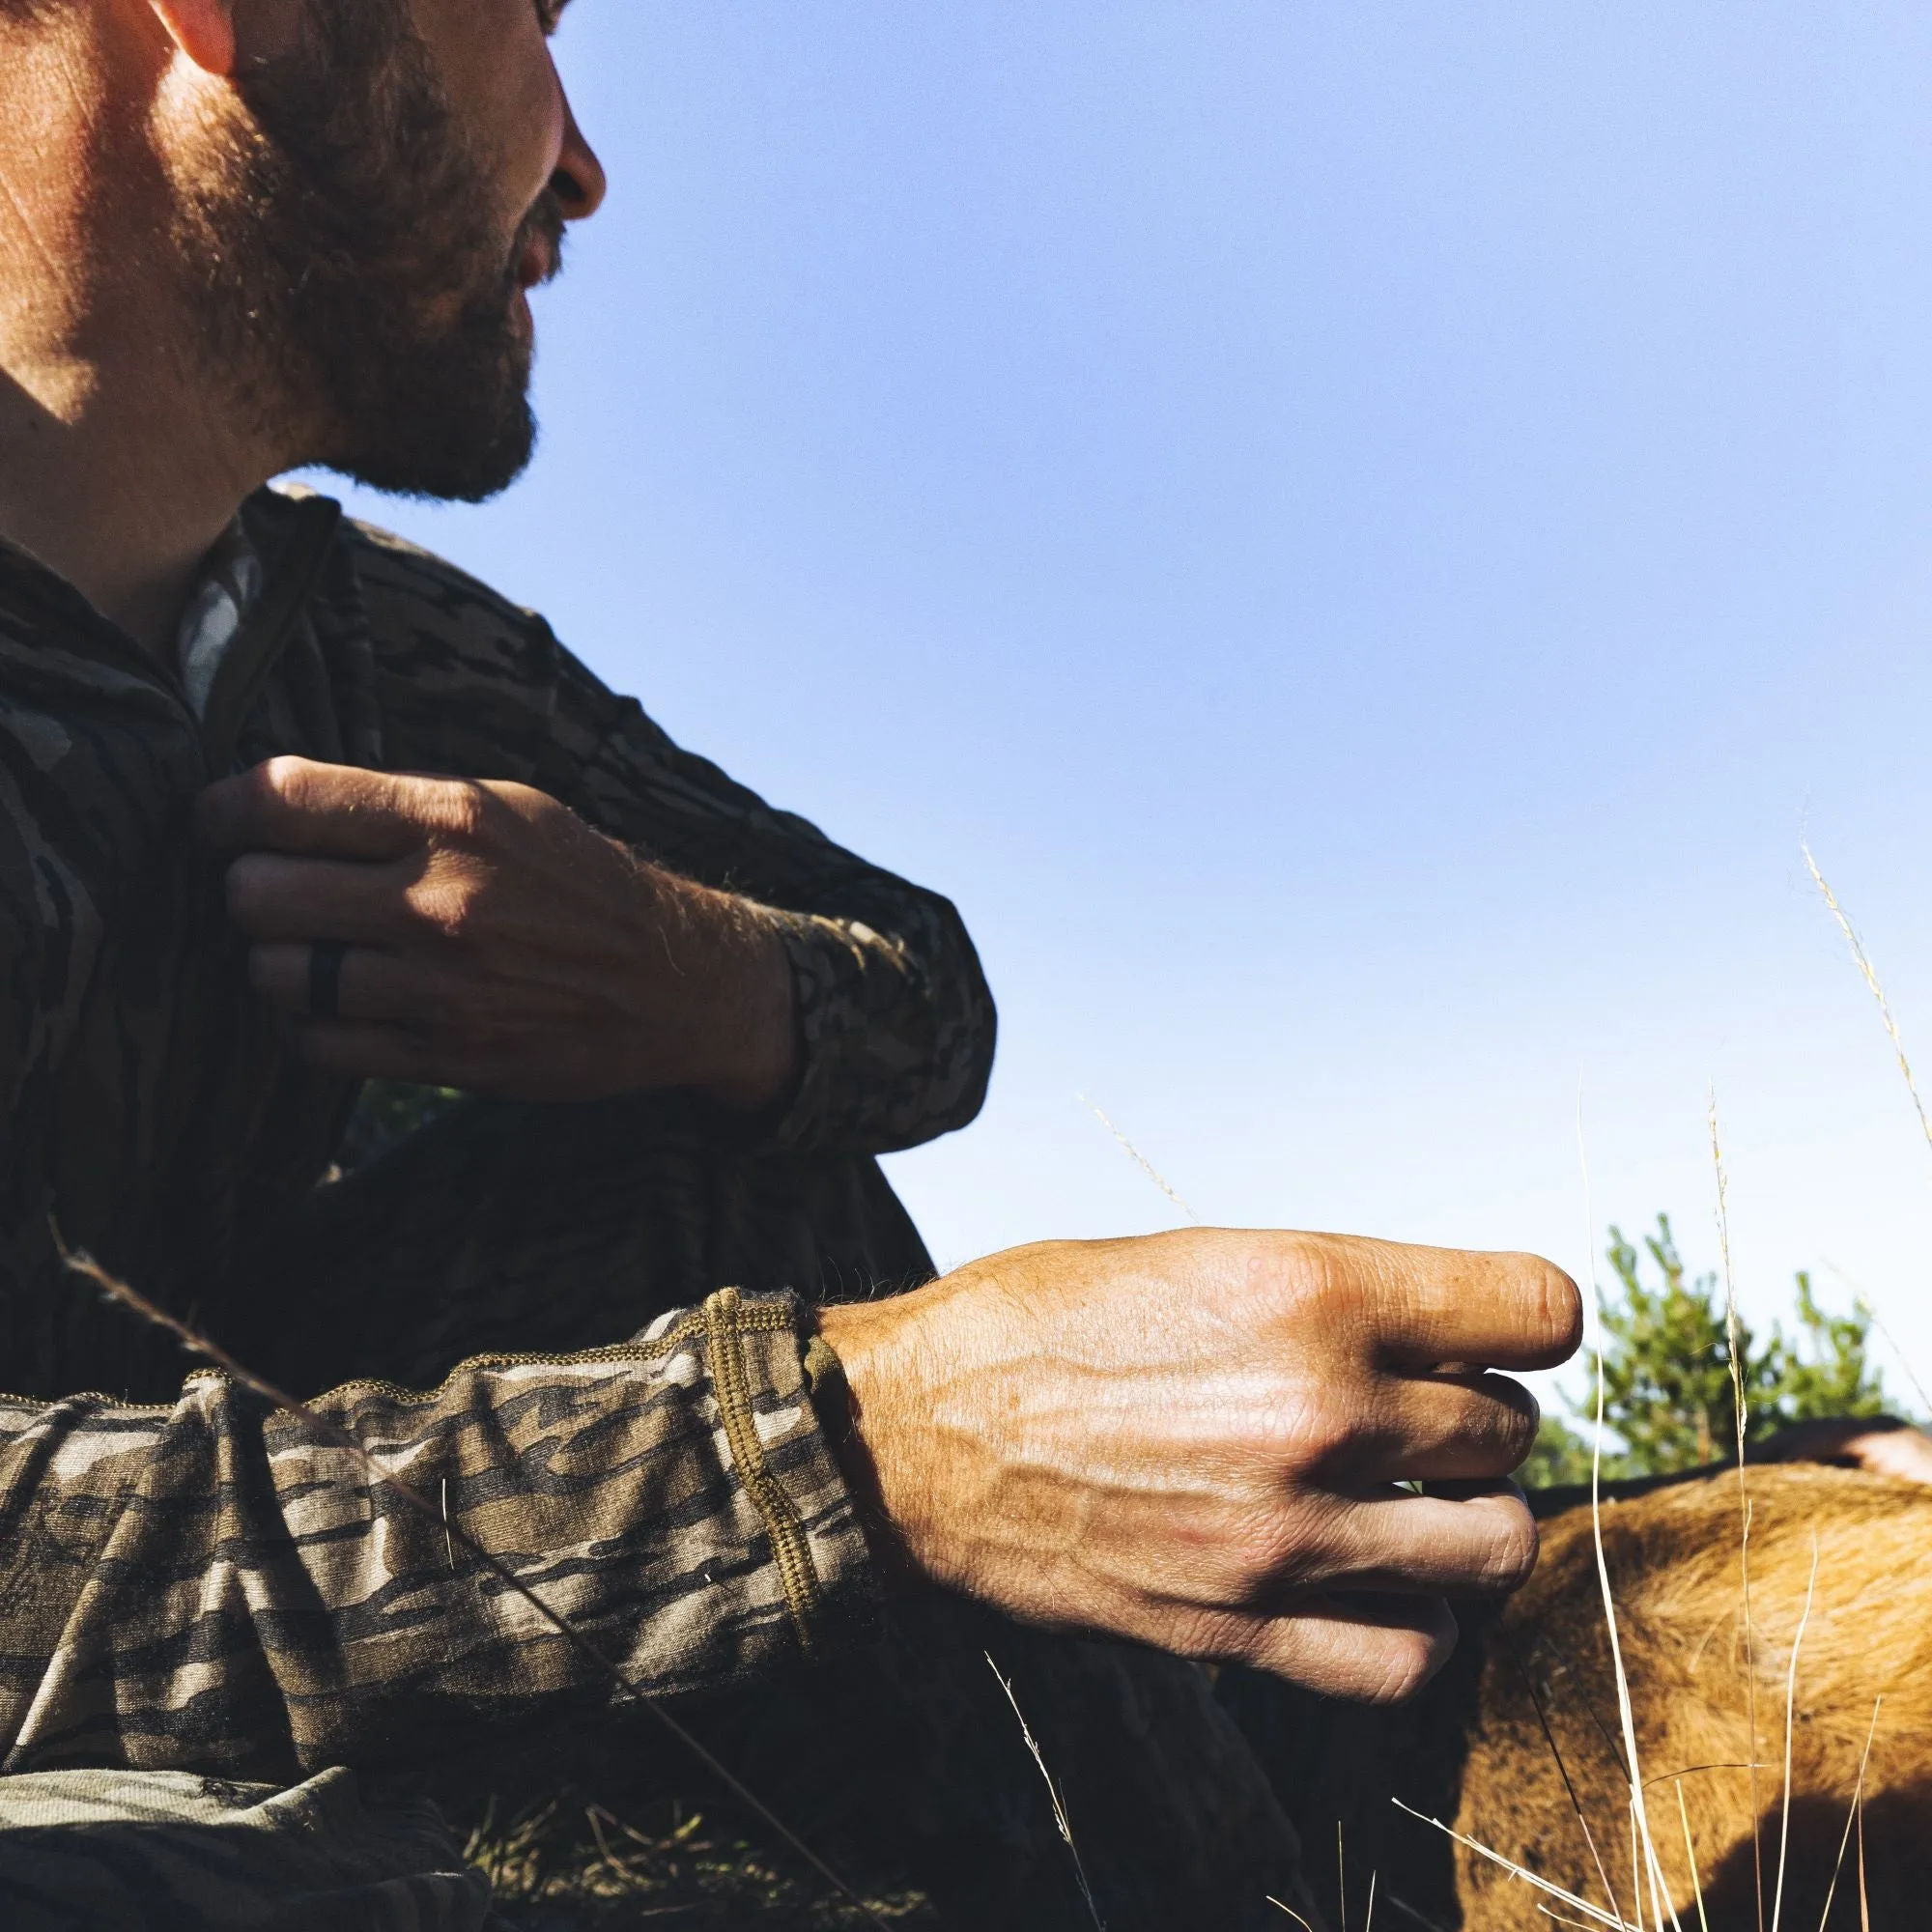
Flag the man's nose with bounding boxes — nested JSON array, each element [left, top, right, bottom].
[[551, 96, 607, 220]]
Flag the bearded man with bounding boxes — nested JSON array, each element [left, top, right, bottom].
[[0, 3, 1597, 1927]]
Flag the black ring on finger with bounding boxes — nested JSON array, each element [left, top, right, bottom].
[[308, 939, 349, 1020]]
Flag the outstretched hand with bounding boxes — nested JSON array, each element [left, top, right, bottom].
[[818, 1228, 1582, 1703], [198, 756, 798, 1109]]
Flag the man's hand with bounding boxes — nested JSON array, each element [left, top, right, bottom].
[[197, 756, 798, 1109], [818, 1229, 1582, 1703]]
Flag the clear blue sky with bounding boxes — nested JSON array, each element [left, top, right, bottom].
[[317, 1, 1932, 1406]]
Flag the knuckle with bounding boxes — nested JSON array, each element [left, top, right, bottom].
[[1284, 1390, 1359, 1469], [1227, 1494, 1329, 1596], [258, 754, 311, 804], [1249, 1376, 1364, 1476], [1158, 1605, 1256, 1666], [426, 781, 489, 843], [1228, 1522, 1296, 1598], [412, 879, 478, 944], [1270, 1234, 1416, 1358], [1275, 1234, 1354, 1321]]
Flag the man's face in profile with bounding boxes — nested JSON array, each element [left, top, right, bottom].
[[191, 0, 596, 502]]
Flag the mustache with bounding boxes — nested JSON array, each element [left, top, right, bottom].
[[514, 188, 569, 288]]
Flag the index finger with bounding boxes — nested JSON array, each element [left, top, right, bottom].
[[196, 756, 435, 861], [1350, 1238, 1582, 1373]]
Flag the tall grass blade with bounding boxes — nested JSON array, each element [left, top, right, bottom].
[[1770, 1536, 1821, 1932], [1675, 1780, 1709, 1932], [1518, 1656, 1625, 1924], [1581, 1091, 1680, 1932], [987, 1655, 1107, 1932], [1379, 1892, 1452, 1932], [1711, 1094, 1765, 1932], [1077, 1094, 1200, 1222], [1849, 1289, 1932, 1422], [1629, 1805, 1644, 1932], [1391, 1801, 1625, 1931], [1815, 1697, 1881, 1932], [1856, 1792, 1870, 1932], [1804, 844, 1932, 1164]]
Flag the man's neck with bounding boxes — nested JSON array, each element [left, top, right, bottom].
[[0, 361, 270, 657], [0, 25, 284, 655]]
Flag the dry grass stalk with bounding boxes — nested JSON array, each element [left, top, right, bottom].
[[1393, 1799, 1626, 1929], [57, 1236, 893, 1932], [465, 1797, 929, 1923], [1077, 1094, 1200, 1222], [1858, 1795, 1870, 1932], [1803, 839, 1932, 1932], [1675, 1781, 1710, 1932], [1846, 1289, 1932, 1423], [1579, 1091, 1680, 1932], [1816, 1257, 1932, 1423], [1710, 1094, 1765, 1932], [1520, 1655, 1624, 1920], [1814, 1698, 1882, 1932], [1770, 1537, 1821, 1932], [986, 1655, 1107, 1932], [1380, 1892, 1452, 1932], [1803, 844, 1932, 1164], [1588, 1328, 1680, 1932]]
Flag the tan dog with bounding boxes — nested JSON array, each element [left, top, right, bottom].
[[1245, 1465, 1932, 1932]]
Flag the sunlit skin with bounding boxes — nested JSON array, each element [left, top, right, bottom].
[[0, 0, 1597, 1698], [0, 0, 794, 1115], [0, 0, 600, 647]]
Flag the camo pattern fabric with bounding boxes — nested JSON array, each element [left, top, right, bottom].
[[0, 482, 995, 1406], [0, 485, 987, 1783], [0, 1288, 868, 1782], [0, 1766, 491, 1931]]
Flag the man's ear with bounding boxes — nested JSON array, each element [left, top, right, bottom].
[[146, 0, 238, 77]]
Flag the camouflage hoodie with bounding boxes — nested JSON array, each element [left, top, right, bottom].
[[0, 488, 996, 1781]]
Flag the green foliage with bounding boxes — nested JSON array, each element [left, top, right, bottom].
[[1519, 1414, 1600, 1488], [1520, 1214, 1892, 1485], [1776, 1269, 1891, 1425]]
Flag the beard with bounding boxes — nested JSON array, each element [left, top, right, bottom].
[[176, 0, 562, 501]]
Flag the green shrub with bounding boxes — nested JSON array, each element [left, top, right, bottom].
[[1520, 1214, 1892, 1485]]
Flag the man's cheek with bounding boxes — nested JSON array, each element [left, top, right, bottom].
[[412, 0, 566, 228]]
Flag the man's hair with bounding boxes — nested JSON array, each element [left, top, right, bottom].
[[174, 0, 562, 499]]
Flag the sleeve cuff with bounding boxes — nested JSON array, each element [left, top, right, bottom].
[[695, 1289, 880, 1656]]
